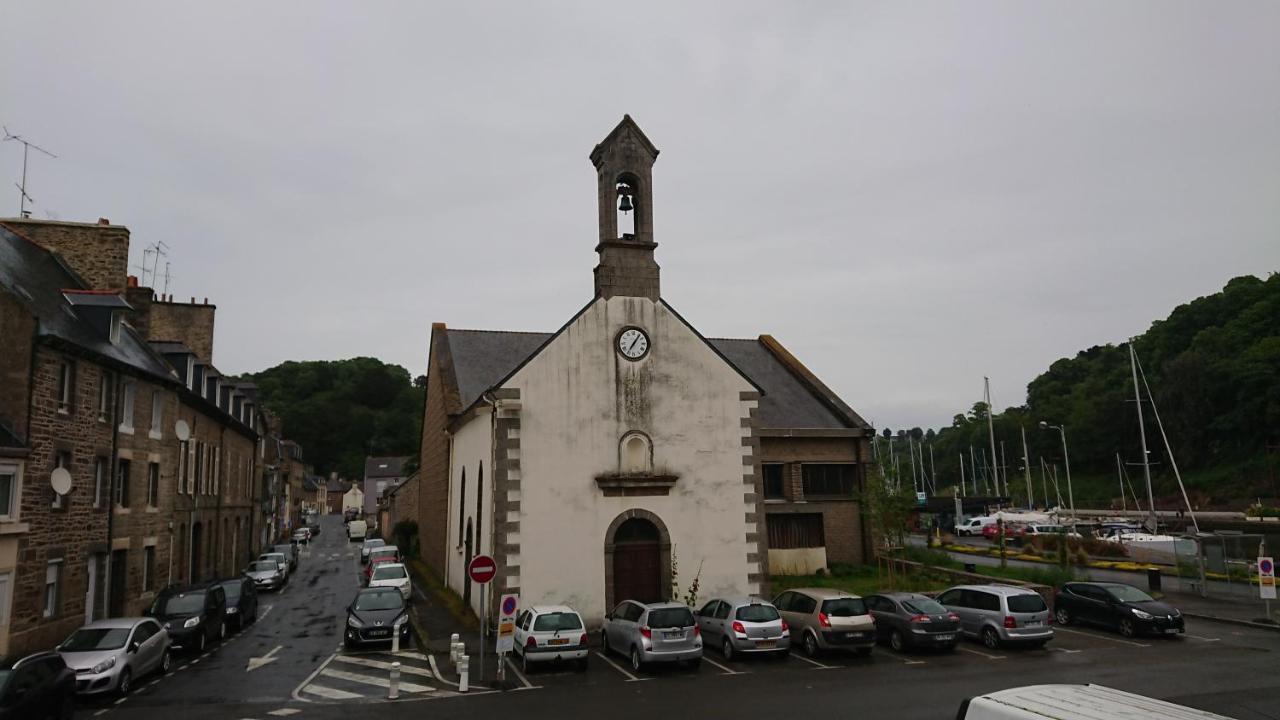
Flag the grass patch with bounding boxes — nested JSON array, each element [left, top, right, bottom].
[[772, 564, 952, 596]]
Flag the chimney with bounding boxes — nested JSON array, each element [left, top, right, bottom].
[[1, 217, 131, 292]]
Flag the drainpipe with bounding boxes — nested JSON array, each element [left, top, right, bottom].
[[102, 370, 124, 619]]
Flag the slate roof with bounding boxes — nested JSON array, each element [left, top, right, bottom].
[[364, 456, 410, 479], [440, 327, 862, 430], [0, 226, 176, 383]]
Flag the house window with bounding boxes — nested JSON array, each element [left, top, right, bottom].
[[457, 468, 467, 547], [0, 462, 20, 521], [98, 371, 113, 422], [177, 440, 189, 494], [120, 381, 135, 432], [115, 458, 131, 507], [766, 513, 825, 549], [194, 441, 204, 494], [57, 361, 74, 412], [763, 463, 786, 500], [93, 457, 106, 508], [620, 432, 652, 474], [43, 560, 62, 617], [109, 312, 122, 344], [147, 462, 159, 507], [801, 464, 857, 498], [212, 447, 220, 495], [0, 571, 10, 625], [143, 546, 155, 592], [52, 451, 71, 509], [149, 391, 163, 438]]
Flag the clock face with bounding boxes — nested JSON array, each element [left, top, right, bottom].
[[616, 327, 650, 360]]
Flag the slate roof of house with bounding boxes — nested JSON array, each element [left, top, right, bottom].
[[440, 327, 867, 430], [364, 456, 410, 479], [0, 226, 176, 383]]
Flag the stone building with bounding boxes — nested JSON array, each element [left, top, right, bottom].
[[414, 118, 873, 625]]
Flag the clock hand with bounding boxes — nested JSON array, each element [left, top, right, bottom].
[[628, 336, 640, 354]]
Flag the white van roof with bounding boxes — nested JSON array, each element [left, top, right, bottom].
[[962, 684, 1234, 720]]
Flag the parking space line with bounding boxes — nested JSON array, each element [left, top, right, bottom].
[[956, 646, 1005, 660], [1054, 627, 1151, 648], [701, 656, 742, 674], [331, 654, 436, 678], [1185, 634, 1221, 642], [94, 710, 109, 717], [503, 656, 539, 689], [319, 666, 435, 693], [1050, 647, 1082, 654], [789, 652, 836, 669], [594, 651, 651, 682], [883, 651, 926, 665], [301, 683, 364, 700]]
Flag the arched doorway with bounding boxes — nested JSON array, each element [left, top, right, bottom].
[[462, 518, 474, 606], [604, 510, 671, 608]]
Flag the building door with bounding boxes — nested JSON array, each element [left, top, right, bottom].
[[612, 518, 662, 603], [109, 550, 127, 617]]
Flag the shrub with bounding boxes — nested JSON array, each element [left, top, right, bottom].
[[392, 520, 419, 557]]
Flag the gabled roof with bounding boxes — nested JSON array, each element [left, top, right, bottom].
[[590, 114, 660, 165], [447, 330, 551, 411], [364, 456, 410, 479]]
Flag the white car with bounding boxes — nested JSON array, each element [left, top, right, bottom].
[[513, 605, 588, 673], [292, 528, 311, 543], [367, 562, 412, 600], [360, 537, 386, 563], [258, 552, 291, 582]]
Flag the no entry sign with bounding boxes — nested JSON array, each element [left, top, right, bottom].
[[468, 554, 497, 584]]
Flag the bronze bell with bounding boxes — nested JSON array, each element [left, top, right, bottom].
[[618, 193, 634, 213]]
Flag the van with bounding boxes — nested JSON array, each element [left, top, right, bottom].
[[957, 684, 1235, 719], [955, 516, 996, 536], [347, 519, 368, 541]]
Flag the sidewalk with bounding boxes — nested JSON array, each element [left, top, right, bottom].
[[402, 559, 516, 689]]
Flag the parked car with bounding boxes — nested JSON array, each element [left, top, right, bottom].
[[695, 597, 789, 660], [957, 684, 1236, 720], [955, 516, 997, 536], [344, 587, 411, 649], [245, 559, 285, 592], [291, 528, 311, 544], [259, 552, 291, 581], [148, 582, 227, 653], [1022, 524, 1079, 538], [865, 592, 960, 652], [773, 588, 875, 657], [348, 519, 369, 541], [1053, 582, 1183, 637], [0, 651, 75, 719], [601, 600, 702, 672], [513, 605, 589, 673], [368, 562, 412, 600], [57, 618, 171, 696], [982, 522, 1022, 540], [936, 584, 1053, 649], [218, 576, 259, 630], [273, 543, 299, 571], [363, 547, 401, 584], [360, 537, 386, 563]]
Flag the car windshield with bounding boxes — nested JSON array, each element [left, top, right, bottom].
[[249, 561, 277, 572], [364, 539, 384, 547], [63, 627, 131, 651], [1106, 585, 1155, 603], [354, 592, 404, 612], [901, 598, 947, 615], [648, 608, 694, 628], [261, 554, 284, 562], [735, 604, 780, 622], [274, 546, 292, 554], [532, 612, 583, 632], [821, 598, 868, 617], [371, 565, 407, 581], [1007, 594, 1048, 613], [221, 583, 241, 601], [154, 592, 206, 616], [370, 549, 396, 559]]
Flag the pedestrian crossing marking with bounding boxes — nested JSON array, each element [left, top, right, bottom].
[[319, 667, 435, 693], [331, 654, 436, 677], [302, 683, 364, 700]]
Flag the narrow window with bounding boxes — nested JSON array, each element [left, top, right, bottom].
[[457, 468, 467, 547], [150, 391, 163, 438], [98, 371, 113, 421], [120, 381, 136, 432], [147, 462, 160, 507], [43, 560, 62, 617], [143, 546, 155, 592], [115, 458, 131, 507], [57, 361, 73, 412], [763, 463, 786, 500], [177, 440, 189, 494], [92, 457, 106, 508], [0, 462, 18, 521], [0, 571, 11, 625]]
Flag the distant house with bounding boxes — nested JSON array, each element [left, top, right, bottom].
[[342, 485, 364, 516], [362, 456, 410, 515]]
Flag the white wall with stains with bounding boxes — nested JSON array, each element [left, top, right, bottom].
[[445, 407, 493, 612]]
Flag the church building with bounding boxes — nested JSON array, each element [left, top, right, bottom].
[[415, 117, 875, 625]]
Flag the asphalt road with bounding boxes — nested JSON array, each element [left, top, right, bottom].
[[88, 517, 1280, 720]]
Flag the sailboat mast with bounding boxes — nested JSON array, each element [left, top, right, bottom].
[[1021, 426, 1034, 510], [1130, 343, 1158, 533], [985, 377, 1001, 496], [1116, 453, 1127, 513], [959, 454, 966, 497]]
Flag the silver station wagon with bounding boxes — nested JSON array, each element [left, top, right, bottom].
[[936, 584, 1054, 649], [601, 600, 702, 672], [696, 596, 790, 660]]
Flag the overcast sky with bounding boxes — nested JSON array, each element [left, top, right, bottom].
[[3, 2, 1278, 431]]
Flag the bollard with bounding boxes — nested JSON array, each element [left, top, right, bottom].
[[450, 634, 461, 664], [458, 655, 470, 693], [388, 662, 401, 700], [392, 623, 401, 654]]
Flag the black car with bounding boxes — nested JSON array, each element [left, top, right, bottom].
[[148, 582, 228, 652], [218, 576, 260, 631], [865, 592, 961, 652], [344, 587, 411, 649], [0, 651, 75, 720], [1053, 582, 1184, 638]]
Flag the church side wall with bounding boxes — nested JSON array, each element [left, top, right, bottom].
[[505, 296, 757, 626], [445, 411, 493, 616]]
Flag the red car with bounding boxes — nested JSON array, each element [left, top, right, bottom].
[[362, 546, 401, 584], [981, 523, 1022, 540]]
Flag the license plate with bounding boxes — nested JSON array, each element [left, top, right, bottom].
[[1024, 620, 1042, 627], [756, 640, 776, 648], [1164, 628, 1180, 635], [548, 638, 570, 646], [369, 629, 390, 637], [664, 631, 683, 639], [844, 632, 863, 639], [935, 634, 955, 642]]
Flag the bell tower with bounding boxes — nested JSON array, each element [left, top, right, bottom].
[[590, 115, 661, 301]]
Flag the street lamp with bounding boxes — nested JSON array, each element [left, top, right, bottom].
[[1038, 421, 1076, 532]]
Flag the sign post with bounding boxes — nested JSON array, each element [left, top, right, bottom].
[[496, 593, 518, 682], [468, 554, 497, 682], [1258, 550, 1275, 624]]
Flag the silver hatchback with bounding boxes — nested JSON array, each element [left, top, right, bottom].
[[696, 597, 790, 660], [936, 584, 1054, 649], [601, 600, 702, 672]]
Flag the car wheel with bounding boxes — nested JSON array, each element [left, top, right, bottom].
[[803, 632, 820, 657], [600, 632, 610, 656], [889, 629, 906, 652], [59, 694, 74, 720], [1119, 618, 1137, 638], [159, 649, 172, 675], [1054, 607, 1072, 626], [197, 632, 207, 653], [117, 668, 133, 696], [630, 646, 643, 672], [521, 648, 532, 675], [981, 627, 1001, 650], [219, 621, 227, 641], [721, 637, 734, 661]]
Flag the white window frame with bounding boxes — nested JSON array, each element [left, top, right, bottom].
[[119, 381, 135, 434], [108, 311, 122, 344], [57, 361, 73, 413], [98, 371, 113, 422], [147, 462, 159, 507], [0, 462, 21, 522], [92, 457, 105, 509], [149, 390, 163, 439], [43, 560, 62, 618], [142, 544, 155, 593], [0, 570, 11, 627]]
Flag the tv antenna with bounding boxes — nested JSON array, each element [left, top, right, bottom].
[[2, 127, 58, 218], [131, 240, 170, 288]]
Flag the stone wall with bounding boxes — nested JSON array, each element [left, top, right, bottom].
[[760, 435, 871, 568], [1, 218, 130, 293], [147, 300, 216, 362], [416, 328, 454, 577]]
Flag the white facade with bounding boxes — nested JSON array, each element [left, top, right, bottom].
[[342, 486, 364, 514]]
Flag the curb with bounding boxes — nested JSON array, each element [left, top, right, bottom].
[[1182, 611, 1280, 632]]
